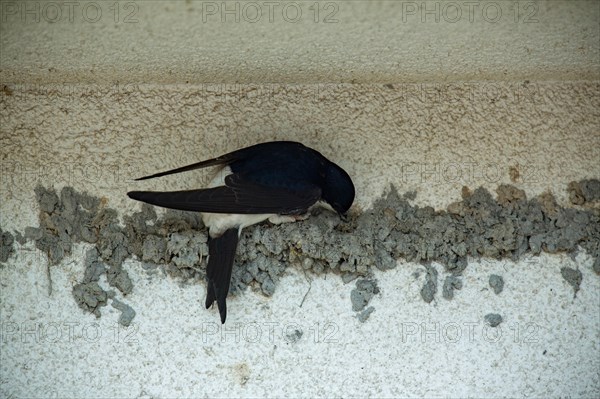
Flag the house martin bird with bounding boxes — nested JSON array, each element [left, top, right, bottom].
[[127, 141, 355, 323]]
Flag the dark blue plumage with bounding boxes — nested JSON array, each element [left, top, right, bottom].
[[127, 141, 355, 323]]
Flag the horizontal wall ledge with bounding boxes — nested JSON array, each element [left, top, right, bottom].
[[1, 1, 598, 84]]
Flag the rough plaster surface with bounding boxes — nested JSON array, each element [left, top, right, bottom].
[[1, 82, 599, 227], [1, 247, 599, 397], [1, 0, 600, 397]]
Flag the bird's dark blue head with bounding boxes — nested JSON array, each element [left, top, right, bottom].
[[321, 162, 355, 215]]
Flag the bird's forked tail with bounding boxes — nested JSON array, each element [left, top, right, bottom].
[[205, 228, 239, 323]]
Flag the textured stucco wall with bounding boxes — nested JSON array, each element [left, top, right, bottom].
[[1, 81, 599, 228], [1, 1, 599, 398]]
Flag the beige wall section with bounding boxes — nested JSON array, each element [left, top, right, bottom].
[[0, 1, 599, 84], [1, 81, 599, 233]]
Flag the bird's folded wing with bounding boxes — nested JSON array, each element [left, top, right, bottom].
[[133, 141, 307, 181], [133, 156, 232, 181], [127, 175, 321, 215]]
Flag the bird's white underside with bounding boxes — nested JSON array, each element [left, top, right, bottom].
[[201, 166, 305, 237]]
